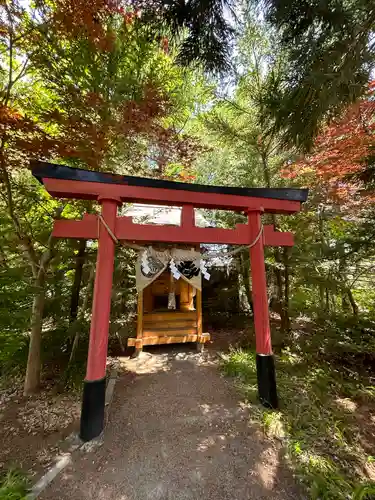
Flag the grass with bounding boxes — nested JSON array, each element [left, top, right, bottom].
[[221, 341, 375, 499], [0, 470, 28, 500]]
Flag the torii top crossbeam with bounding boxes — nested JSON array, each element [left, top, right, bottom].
[[33, 161, 307, 210], [31, 160, 308, 442], [33, 161, 307, 246]]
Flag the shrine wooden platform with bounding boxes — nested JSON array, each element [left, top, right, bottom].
[[127, 310, 210, 347]]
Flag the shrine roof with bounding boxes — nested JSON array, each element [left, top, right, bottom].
[[31, 161, 308, 203]]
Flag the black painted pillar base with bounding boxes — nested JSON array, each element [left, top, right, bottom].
[[80, 377, 106, 442], [256, 354, 278, 409]]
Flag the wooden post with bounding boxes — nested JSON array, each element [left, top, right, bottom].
[[196, 287, 204, 351], [196, 288, 202, 337], [180, 279, 190, 311], [195, 240, 204, 350], [181, 204, 195, 229], [248, 210, 278, 409], [135, 291, 143, 354], [143, 285, 153, 312], [80, 197, 120, 442]]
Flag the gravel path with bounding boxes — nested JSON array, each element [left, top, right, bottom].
[[40, 348, 302, 500]]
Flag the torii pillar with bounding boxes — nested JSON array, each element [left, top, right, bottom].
[[80, 196, 120, 441], [248, 210, 278, 408]]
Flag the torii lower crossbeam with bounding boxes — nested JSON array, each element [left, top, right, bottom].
[[32, 161, 308, 442]]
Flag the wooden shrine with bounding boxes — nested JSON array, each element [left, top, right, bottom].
[[129, 265, 209, 351]]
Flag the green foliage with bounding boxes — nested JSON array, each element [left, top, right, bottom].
[[194, 15, 289, 189], [222, 348, 257, 383], [353, 483, 375, 500], [258, 0, 375, 149], [0, 9, 374, 500], [0, 229, 33, 375], [222, 342, 375, 499], [0, 470, 28, 500], [142, 0, 235, 72], [0, 0, 211, 392]]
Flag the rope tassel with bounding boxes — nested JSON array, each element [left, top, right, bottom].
[[200, 260, 210, 280], [141, 250, 150, 275], [170, 258, 181, 279]]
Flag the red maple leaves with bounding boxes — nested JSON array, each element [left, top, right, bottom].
[[52, 0, 143, 51], [0, 0, 201, 180], [283, 82, 375, 204]]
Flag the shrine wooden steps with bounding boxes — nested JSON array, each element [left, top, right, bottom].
[[142, 311, 197, 322], [143, 311, 197, 336], [127, 310, 210, 348]]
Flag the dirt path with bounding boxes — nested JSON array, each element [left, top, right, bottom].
[[40, 347, 302, 500]]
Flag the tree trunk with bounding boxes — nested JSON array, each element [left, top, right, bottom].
[[260, 151, 271, 189], [319, 284, 325, 310], [69, 239, 86, 324], [282, 247, 291, 333], [273, 246, 287, 327], [330, 293, 337, 313], [318, 206, 328, 315], [325, 288, 330, 313], [67, 263, 95, 367], [240, 252, 253, 312], [24, 272, 46, 394], [260, 149, 287, 326], [347, 289, 359, 317], [341, 293, 350, 311], [23, 216, 61, 395]]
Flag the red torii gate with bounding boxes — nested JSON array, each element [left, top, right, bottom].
[[32, 161, 308, 442]]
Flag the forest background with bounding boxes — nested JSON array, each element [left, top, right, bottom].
[[0, 0, 375, 498]]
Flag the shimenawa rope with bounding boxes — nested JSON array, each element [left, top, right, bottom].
[[97, 214, 263, 260]]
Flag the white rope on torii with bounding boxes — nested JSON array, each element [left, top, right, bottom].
[[97, 213, 265, 296], [201, 224, 264, 258], [97, 213, 263, 262], [97, 215, 205, 289]]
